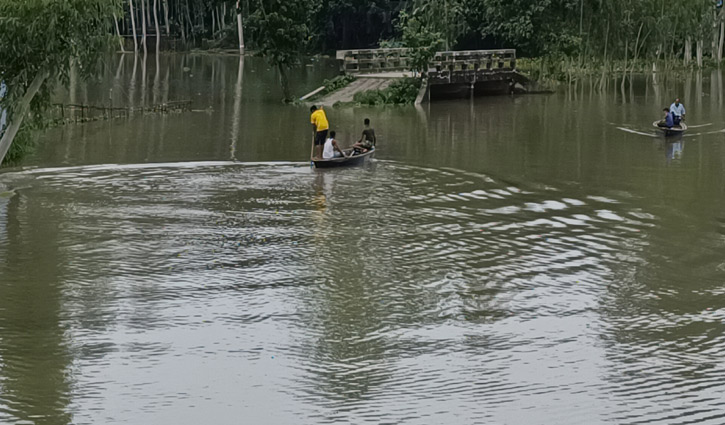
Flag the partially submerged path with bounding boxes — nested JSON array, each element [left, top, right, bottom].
[[312, 72, 413, 106]]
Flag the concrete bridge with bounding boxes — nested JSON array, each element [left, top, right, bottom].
[[311, 48, 529, 104]]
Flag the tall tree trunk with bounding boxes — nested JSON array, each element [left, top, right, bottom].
[[713, 10, 719, 59], [685, 36, 692, 65], [153, 50, 161, 106], [0, 85, 7, 134], [236, 0, 245, 54], [141, 0, 148, 55], [185, 0, 195, 44], [146, 0, 152, 30], [113, 13, 126, 53], [0, 72, 49, 165], [153, 0, 161, 54], [599, 21, 609, 92], [278, 64, 291, 102], [129, 0, 139, 52], [162, 0, 170, 36], [212, 8, 216, 37], [697, 39, 704, 68], [621, 38, 628, 91], [179, 0, 187, 47], [717, 17, 725, 66]]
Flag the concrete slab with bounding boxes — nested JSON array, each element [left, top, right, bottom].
[[356, 72, 415, 79], [316, 77, 398, 106]]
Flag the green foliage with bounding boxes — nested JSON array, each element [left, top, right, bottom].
[[466, 0, 579, 56], [308, 0, 397, 51], [248, 0, 309, 68], [407, 0, 469, 50], [0, 0, 119, 164], [323, 74, 356, 93], [379, 39, 404, 49], [353, 77, 421, 105], [300, 74, 356, 103], [3, 131, 36, 166], [248, 0, 310, 100], [400, 12, 443, 75], [118, 0, 725, 67], [0, 0, 119, 111]]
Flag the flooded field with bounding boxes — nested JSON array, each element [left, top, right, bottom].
[[1, 54, 725, 424]]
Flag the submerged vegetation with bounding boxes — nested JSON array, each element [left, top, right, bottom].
[[323, 75, 357, 94], [302, 74, 357, 103]]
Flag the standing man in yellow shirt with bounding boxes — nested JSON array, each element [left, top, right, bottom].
[[310, 105, 329, 160]]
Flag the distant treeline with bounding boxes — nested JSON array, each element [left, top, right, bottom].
[[122, 0, 725, 63]]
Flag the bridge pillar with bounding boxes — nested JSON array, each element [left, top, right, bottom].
[[414, 77, 430, 105]]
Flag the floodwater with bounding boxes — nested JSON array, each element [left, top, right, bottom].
[[1, 54, 725, 425]]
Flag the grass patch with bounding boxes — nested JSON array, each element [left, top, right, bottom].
[[302, 74, 357, 103], [352, 77, 421, 105]]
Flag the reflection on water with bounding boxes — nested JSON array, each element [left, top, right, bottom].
[[0, 189, 72, 425], [2, 55, 725, 423], [0, 161, 724, 424], [667, 140, 684, 162]]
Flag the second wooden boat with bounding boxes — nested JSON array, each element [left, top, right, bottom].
[[653, 121, 687, 137]]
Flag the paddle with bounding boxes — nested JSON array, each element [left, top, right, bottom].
[[310, 131, 315, 166]]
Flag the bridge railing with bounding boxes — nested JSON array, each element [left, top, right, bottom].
[[430, 50, 516, 73], [336, 48, 410, 74], [336, 48, 516, 74]]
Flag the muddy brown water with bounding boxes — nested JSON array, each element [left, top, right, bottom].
[[1, 54, 725, 424]]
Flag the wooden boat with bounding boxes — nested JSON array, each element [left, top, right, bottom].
[[312, 147, 375, 169], [653, 121, 687, 137]]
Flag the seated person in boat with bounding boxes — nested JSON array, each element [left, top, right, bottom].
[[322, 131, 348, 159], [352, 118, 376, 153], [657, 108, 674, 128], [669, 98, 686, 125]]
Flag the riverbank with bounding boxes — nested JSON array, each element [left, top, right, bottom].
[[518, 56, 725, 84]]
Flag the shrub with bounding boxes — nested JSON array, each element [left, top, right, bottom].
[[353, 77, 422, 105], [323, 74, 356, 93]]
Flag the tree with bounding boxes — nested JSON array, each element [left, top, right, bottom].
[[0, 0, 119, 165], [408, 0, 467, 51], [249, 0, 310, 101], [236, 0, 245, 54], [128, 0, 139, 52], [400, 12, 442, 75]]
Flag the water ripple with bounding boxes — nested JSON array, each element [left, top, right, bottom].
[[0, 161, 724, 424]]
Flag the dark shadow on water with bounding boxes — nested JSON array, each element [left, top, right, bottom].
[[0, 192, 72, 425]]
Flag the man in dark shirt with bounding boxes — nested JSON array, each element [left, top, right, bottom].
[[657, 108, 674, 128], [352, 118, 376, 152]]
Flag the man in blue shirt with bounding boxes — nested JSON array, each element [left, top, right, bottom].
[[670, 98, 686, 125], [658, 108, 674, 128]]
